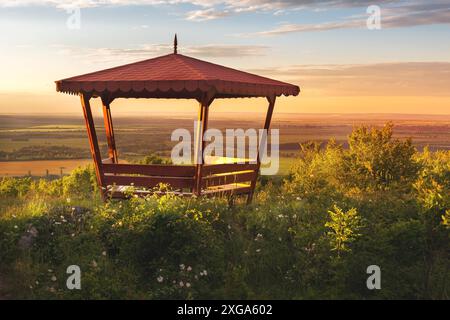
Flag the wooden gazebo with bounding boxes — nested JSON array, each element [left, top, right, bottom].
[[56, 36, 300, 202]]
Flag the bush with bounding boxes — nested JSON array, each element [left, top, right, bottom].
[[0, 124, 448, 299]]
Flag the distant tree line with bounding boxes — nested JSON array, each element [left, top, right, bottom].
[[0, 146, 90, 161]]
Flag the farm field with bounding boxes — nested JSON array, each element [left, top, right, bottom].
[[0, 113, 449, 176], [0, 159, 92, 177]]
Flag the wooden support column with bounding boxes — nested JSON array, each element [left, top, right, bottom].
[[101, 96, 118, 163], [80, 93, 105, 196], [194, 91, 215, 196], [247, 95, 276, 204]]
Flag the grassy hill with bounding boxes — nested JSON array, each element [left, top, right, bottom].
[[0, 124, 448, 299]]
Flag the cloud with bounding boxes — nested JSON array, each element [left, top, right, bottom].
[[186, 44, 268, 57], [186, 8, 232, 21], [249, 62, 450, 96], [237, 1, 450, 36], [52, 43, 269, 65], [2, 0, 450, 30]]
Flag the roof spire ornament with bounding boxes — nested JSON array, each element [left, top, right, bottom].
[[174, 34, 178, 54]]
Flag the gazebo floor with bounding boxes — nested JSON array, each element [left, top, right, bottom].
[[105, 183, 252, 200]]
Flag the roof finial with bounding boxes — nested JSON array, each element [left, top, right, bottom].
[[174, 33, 178, 54]]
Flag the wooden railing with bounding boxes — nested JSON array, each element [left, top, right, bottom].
[[101, 162, 258, 197], [201, 163, 258, 189], [102, 163, 196, 190]]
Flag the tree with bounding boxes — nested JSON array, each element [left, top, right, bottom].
[[347, 123, 418, 190], [325, 205, 362, 256]]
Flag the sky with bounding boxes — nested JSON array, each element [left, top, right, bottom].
[[0, 0, 449, 115]]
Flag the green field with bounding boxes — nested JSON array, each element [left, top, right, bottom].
[[1, 124, 448, 299], [1, 113, 449, 177]]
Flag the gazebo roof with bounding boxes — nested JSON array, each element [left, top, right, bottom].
[[56, 51, 300, 99]]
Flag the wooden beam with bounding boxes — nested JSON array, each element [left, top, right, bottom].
[[101, 96, 118, 163], [247, 95, 276, 204], [203, 163, 258, 176], [194, 92, 215, 196], [103, 175, 194, 190], [102, 163, 196, 177], [80, 93, 104, 195]]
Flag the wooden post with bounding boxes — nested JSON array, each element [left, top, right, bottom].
[[194, 91, 214, 196], [247, 95, 276, 204], [101, 96, 118, 163], [80, 93, 105, 197]]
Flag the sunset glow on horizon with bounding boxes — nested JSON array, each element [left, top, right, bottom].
[[1, 1, 449, 115]]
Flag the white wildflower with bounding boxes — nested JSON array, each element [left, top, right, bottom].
[[157, 276, 164, 283]]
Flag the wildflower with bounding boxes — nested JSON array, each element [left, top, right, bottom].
[[48, 269, 53, 273], [296, 197, 301, 201], [14, 225, 18, 229], [51, 276, 57, 282], [256, 249, 261, 253], [157, 276, 164, 283], [35, 280, 39, 285], [179, 281, 184, 287], [66, 198, 71, 203], [187, 266, 192, 272], [186, 282, 191, 288], [278, 237, 282, 242], [179, 264, 185, 270], [102, 251, 107, 256], [91, 260, 98, 268]]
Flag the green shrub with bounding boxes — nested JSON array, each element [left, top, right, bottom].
[[0, 124, 448, 299]]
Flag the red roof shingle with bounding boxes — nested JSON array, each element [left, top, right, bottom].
[[56, 53, 300, 99]]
